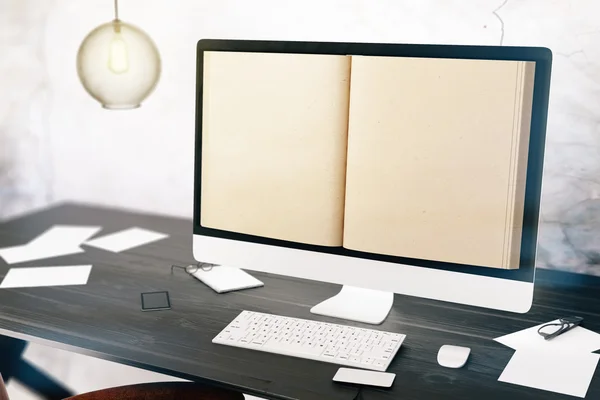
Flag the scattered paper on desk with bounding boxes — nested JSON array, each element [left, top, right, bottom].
[[83, 227, 169, 253], [0, 225, 101, 265], [0, 265, 92, 288], [494, 320, 600, 354], [0, 245, 84, 265], [499, 350, 599, 398], [28, 225, 102, 247]]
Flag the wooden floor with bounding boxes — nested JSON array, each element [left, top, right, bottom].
[[6, 341, 264, 400]]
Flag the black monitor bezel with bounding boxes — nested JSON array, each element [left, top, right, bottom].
[[193, 39, 552, 282]]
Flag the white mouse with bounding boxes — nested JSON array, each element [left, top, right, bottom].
[[437, 345, 471, 368]]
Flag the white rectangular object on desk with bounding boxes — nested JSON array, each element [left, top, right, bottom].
[[0, 225, 101, 265], [498, 350, 600, 398], [0, 245, 84, 265], [191, 266, 263, 293], [333, 367, 396, 387], [0, 265, 92, 288], [83, 227, 168, 253], [29, 225, 102, 247], [213, 310, 406, 372], [494, 320, 600, 354]]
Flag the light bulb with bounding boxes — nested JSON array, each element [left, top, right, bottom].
[[77, 19, 161, 109], [107, 32, 129, 74]]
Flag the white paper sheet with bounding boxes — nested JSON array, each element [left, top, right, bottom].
[[28, 225, 102, 247], [499, 350, 599, 398], [83, 227, 169, 253], [494, 320, 600, 354], [0, 225, 101, 265], [0, 265, 92, 288], [0, 245, 84, 264]]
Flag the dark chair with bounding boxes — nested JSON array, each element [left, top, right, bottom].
[[64, 382, 244, 400], [0, 374, 9, 400], [0, 373, 244, 400]]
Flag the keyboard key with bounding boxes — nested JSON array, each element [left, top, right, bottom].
[[216, 332, 231, 339], [350, 348, 363, 356], [299, 344, 326, 357], [241, 312, 253, 320], [362, 357, 375, 366], [323, 349, 337, 358]]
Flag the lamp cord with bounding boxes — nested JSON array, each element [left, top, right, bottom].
[[114, 0, 119, 21]]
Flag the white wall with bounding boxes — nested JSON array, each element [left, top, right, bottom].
[[43, 0, 505, 218], [0, 0, 56, 218], [3, 0, 600, 273]]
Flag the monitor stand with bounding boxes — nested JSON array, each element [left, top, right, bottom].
[[310, 286, 394, 325]]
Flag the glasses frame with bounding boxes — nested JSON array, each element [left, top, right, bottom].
[[171, 262, 215, 275], [537, 316, 583, 341]]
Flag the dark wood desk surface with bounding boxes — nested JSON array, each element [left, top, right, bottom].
[[360, 262, 600, 399], [0, 204, 358, 400], [1, 204, 599, 400]]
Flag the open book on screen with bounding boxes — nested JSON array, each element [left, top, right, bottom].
[[199, 51, 535, 270]]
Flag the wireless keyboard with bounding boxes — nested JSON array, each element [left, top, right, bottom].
[[212, 310, 406, 371]]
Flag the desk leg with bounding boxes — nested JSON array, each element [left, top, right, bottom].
[[0, 335, 26, 382], [0, 335, 73, 400], [13, 361, 73, 400]]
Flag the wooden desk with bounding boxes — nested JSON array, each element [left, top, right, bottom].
[[0, 204, 358, 400], [0, 203, 599, 399], [358, 269, 600, 400]]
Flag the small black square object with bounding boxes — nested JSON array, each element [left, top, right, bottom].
[[141, 291, 171, 311]]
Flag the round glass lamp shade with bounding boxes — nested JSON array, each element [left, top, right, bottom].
[[77, 20, 161, 109]]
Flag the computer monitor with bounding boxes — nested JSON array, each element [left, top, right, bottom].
[[192, 39, 552, 324]]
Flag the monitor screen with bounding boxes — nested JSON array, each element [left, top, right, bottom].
[[193, 40, 551, 284]]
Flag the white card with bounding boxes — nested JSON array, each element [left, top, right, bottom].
[[0, 265, 92, 289], [333, 368, 396, 387], [83, 227, 169, 253], [494, 320, 600, 354], [499, 350, 599, 398]]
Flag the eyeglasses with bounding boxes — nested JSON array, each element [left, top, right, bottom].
[[171, 262, 215, 275], [537, 316, 583, 341]]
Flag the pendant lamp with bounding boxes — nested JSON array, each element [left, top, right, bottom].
[[76, 0, 161, 109]]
